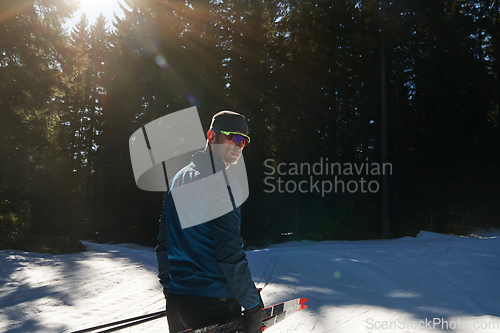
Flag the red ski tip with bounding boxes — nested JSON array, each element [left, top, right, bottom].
[[299, 298, 308, 304], [299, 304, 307, 311]]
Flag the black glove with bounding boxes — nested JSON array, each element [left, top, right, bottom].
[[244, 302, 263, 333]]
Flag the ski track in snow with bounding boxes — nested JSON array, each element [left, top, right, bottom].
[[1, 231, 499, 333]]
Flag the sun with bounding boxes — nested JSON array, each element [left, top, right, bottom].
[[66, 0, 125, 29]]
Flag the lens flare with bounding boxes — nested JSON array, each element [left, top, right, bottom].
[[156, 55, 168, 68], [187, 94, 200, 107]]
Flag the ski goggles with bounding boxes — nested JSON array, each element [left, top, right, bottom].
[[218, 130, 251, 146]]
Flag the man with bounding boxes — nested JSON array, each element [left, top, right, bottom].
[[156, 111, 263, 333]]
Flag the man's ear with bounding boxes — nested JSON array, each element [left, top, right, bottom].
[[207, 130, 216, 143]]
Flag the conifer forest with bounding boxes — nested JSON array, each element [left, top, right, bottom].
[[1, 0, 499, 246]]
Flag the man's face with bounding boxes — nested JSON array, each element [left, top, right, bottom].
[[208, 130, 245, 168]]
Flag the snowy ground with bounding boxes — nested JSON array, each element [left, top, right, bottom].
[[1, 230, 499, 333]]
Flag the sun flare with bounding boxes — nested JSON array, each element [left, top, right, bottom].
[[68, 0, 124, 28]]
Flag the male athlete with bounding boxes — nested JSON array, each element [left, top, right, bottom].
[[156, 111, 263, 332]]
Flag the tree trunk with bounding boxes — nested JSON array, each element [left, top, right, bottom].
[[381, 0, 390, 239]]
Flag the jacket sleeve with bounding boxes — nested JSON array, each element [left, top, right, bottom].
[[210, 192, 260, 309], [156, 193, 171, 289]]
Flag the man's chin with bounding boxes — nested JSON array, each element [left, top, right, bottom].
[[227, 154, 240, 165]]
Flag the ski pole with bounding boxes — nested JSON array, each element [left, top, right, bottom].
[[69, 310, 166, 333], [92, 312, 166, 333]]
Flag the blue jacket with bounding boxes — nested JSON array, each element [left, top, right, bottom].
[[156, 150, 260, 309]]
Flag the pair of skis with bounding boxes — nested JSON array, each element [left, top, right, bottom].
[[180, 297, 308, 333], [70, 298, 307, 333]]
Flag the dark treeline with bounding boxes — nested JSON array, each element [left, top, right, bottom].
[[1, 0, 499, 246]]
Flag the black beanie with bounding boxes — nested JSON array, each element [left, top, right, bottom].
[[209, 111, 249, 135]]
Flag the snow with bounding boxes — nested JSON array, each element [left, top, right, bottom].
[[1, 230, 499, 333]]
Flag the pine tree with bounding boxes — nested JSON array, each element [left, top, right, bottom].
[[0, 0, 76, 232]]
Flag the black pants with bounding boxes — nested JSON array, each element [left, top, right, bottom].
[[165, 290, 241, 333]]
